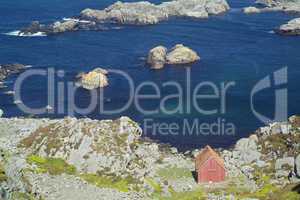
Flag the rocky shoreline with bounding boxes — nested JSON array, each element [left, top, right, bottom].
[[18, 0, 230, 36], [0, 64, 28, 89], [0, 115, 299, 199], [242, 0, 300, 36]]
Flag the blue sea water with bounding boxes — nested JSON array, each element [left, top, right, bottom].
[[1, 0, 300, 151]]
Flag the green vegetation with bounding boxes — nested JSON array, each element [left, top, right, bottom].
[[19, 124, 63, 155], [26, 155, 139, 192], [0, 161, 7, 182], [26, 155, 76, 175], [80, 173, 137, 192], [11, 192, 36, 200], [145, 178, 205, 200], [259, 133, 300, 157], [157, 167, 192, 180], [145, 178, 162, 193], [162, 187, 205, 200], [210, 180, 300, 200]]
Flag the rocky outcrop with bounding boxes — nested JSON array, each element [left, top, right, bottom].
[[19, 117, 146, 177], [19, 0, 230, 35], [147, 46, 167, 69], [80, 0, 230, 24], [243, 0, 300, 15], [276, 18, 300, 36], [233, 135, 262, 165], [147, 44, 200, 68], [166, 44, 200, 65], [19, 19, 106, 36], [0, 63, 28, 88], [76, 68, 109, 90], [1, 115, 300, 199], [256, 0, 300, 12], [0, 117, 196, 199], [242, 6, 282, 14]]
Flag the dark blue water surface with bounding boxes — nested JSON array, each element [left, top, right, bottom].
[[1, 0, 300, 151]]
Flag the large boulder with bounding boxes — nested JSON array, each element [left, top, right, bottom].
[[233, 135, 261, 164], [166, 44, 200, 65], [77, 68, 109, 90], [276, 18, 300, 36], [147, 46, 167, 69]]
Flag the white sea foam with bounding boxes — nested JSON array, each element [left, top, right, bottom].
[[268, 30, 275, 34], [4, 30, 47, 37], [63, 17, 91, 23]]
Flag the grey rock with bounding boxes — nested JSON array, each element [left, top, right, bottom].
[[276, 18, 300, 36], [20, 0, 230, 35], [170, 147, 178, 154], [256, 0, 300, 12], [243, 6, 261, 14], [147, 46, 167, 69], [76, 68, 109, 90], [166, 44, 200, 65], [295, 154, 300, 177], [52, 20, 78, 33], [234, 135, 261, 164], [0, 63, 28, 87], [275, 157, 294, 170]]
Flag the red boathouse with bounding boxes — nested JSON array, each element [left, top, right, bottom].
[[195, 145, 225, 183]]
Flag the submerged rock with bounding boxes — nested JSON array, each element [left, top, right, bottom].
[[147, 46, 167, 69], [276, 18, 300, 36], [76, 68, 109, 90], [243, 6, 261, 14], [166, 44, 200, 65]]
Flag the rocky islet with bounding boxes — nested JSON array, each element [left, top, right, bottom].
[[18, 0, 230, 35]]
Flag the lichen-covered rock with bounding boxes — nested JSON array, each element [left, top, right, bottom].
[[233, 135, 261, 164], [77, 68, 109, 90], [275, 157, 294, 170], [147, 46, 167, 69], [166, 44, 200, 65], [276, 18, 300, 36], [19, 117, 143, 176]]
